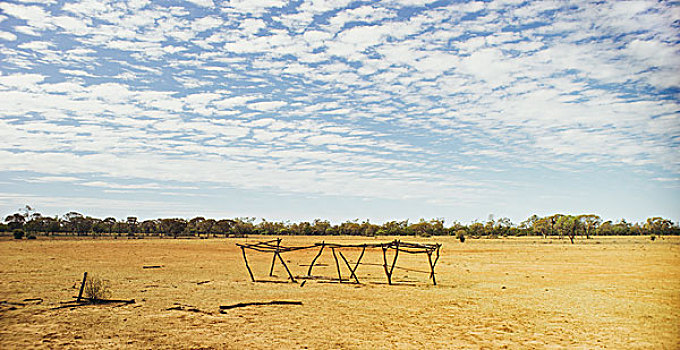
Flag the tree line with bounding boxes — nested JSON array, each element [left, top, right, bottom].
[[2, 206, 678, 241]]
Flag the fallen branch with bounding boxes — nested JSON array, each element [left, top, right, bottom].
[[219, 300, 302, 310], [1, 301, 26, 306], [143, 265, 163, 269], [196, 280, 210, 285], [52, 298, 134, 310], [23, 298, 43, 303], [166, 305, 213, 315], [81, 298, 135, 305]]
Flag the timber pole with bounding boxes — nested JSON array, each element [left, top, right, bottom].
[[331, 247, 343, 282], [241, 247, 255, 282], [353, 246, 366, 275], [382, 245, 391, 285], [77, 272, 88, 302], [307, 242, 325, 276], [338, 251, 359, 284], [269, 238, 280, 276], [389, 240, 400, 282], [427, 250, 437, 285], [276, 251, 297, 283]]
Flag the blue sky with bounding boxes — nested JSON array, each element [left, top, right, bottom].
[[0, 0, 678, 224]]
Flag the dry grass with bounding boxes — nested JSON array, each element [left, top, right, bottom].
[[0, 235, 678, 349]]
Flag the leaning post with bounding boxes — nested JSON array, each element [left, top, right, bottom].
[[381, 245, 391, 285], [77, 272, 88, 302], [240, 247, 256, 282], [307, 242, 325, 276], [269, 238, 281, 276], [331, 248, 343, 282], [427, 250, 437, 285]]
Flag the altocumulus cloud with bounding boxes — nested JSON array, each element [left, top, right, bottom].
[[0, 0, 678, 222]]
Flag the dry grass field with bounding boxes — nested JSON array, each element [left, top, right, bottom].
[[1, 235, 678, 349]]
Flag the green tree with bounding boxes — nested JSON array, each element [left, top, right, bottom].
[[578, 214, 601, 239], [188, 217, 205, 236], [644, 217, 673, 236], [555, 215, 580, 244], [4, 213, 26, 231]]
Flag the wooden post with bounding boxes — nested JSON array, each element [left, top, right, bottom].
[[427, 250, 437, 285], [269, 238, 280, 276], [276, 251, 297, 283], [389, 241, 400, 281], [338, 251, 359, 284], [307, 242, 325, 276], [430, 245, 441, 278], [241, 247, 255, 282], [331, 247, 343, 282], [77, 272, 88, 302], [382, 246, 391, 285], [353, 246, 366, 275]]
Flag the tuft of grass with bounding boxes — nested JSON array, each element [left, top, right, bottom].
[[84, 275, 111, 300]]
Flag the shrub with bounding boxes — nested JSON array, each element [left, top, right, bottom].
[[27, 235, 36, 240], [12, 229, 25, 240], [456, 230, 466, 243], [84, 275, 111, 300]]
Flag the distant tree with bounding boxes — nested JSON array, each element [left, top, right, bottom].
[[468, 222, 484, 238], [520, 215, 540, 236], [200, 219, 216, 237], [548, 214, 564, 239], [230, 218, 254, 237], [495, 217, 513, 237], [578, 214, 601, 239], [101, 217, 116, 236], [338, 220, 361, 236], [612, 219, 631, 235], [140, 220, 159, 237], [312, 219, 331, 235], [644, 217, 673, 236], [29, 216, 60, 235], [126, 216, 138, 235], [533, 217, 551, 238], [555, 215, 580, 244], [160, 218, 187, 238], [188, 217, 205, 236], [215, 219, 234, 237], [4, 213, 26, 231], [62, 212, 87, 235]]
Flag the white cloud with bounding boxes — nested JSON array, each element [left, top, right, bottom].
[[18, 40, 53, 50], [52, 15, 91, 34], [0, 73, 46, 89], [186, 0, 215, 7], [224, 0, 286, 14], [248, 101, 287, 111], [0, 2, 52, 30], [0, 31, 17, 41]]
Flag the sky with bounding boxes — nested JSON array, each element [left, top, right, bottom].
[[0, 0, 678, 225]]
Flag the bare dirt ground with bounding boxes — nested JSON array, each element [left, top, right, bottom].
[[0, 235, 678, 349]]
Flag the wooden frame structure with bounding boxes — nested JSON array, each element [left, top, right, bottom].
[[236, 239, 441, 285]]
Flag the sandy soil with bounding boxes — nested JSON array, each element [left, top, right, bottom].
[[0, 235, 678, 349]]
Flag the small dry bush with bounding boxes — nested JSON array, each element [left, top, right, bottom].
[[84, 275, 111, 300]]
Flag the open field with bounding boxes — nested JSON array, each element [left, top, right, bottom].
[[1, 236, 679, 349]]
